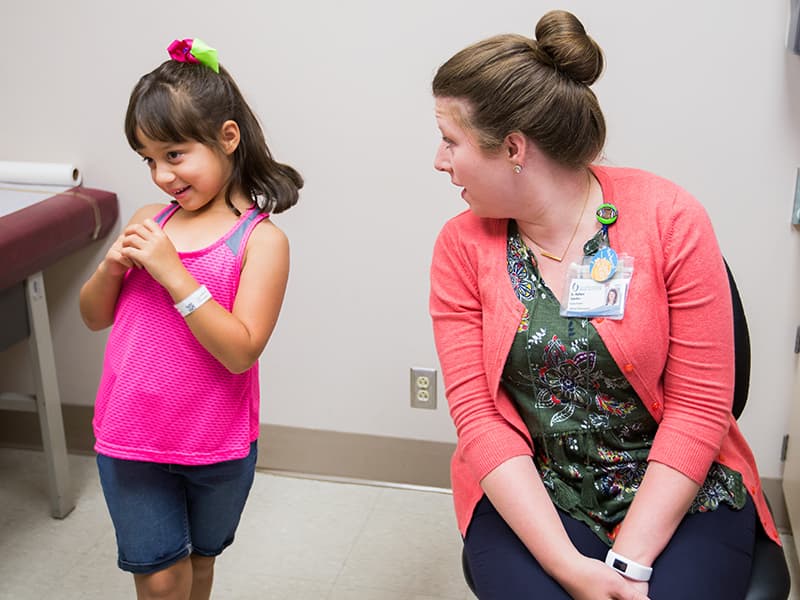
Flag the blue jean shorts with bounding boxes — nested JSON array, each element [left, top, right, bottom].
[[97, 441, 257, 574]]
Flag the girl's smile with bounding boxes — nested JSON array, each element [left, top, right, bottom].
[[135, 130, 233, 212], [171, 184, 191, 199]]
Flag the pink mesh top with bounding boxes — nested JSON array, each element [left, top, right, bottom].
[[93, 204, 268, 465]]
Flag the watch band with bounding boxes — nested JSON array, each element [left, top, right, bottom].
[[605, 549, 653, 582]]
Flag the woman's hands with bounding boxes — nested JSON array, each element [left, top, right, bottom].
[[626, 579, 650, 598], [560, 556, 649, 600], [480, 457, 650, 600]]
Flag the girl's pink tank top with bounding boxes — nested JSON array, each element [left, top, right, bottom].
[[93, 204, 268, 465]]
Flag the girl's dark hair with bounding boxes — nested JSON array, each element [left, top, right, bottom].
[[125, 60, 302, 214], [432, 10, 605, 169]]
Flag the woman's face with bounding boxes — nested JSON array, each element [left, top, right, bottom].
[[433, 97, 514, 218]]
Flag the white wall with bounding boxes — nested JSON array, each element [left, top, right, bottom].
[[1, 1, 798, 479]]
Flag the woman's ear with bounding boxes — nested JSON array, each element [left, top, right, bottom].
[[219, 120, 241, 155], [504, 131, 528, 166]]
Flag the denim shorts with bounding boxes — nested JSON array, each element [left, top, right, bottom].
[[97, 441, 257, 574]]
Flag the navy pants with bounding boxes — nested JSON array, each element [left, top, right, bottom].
[[464, 494, 756, 599]]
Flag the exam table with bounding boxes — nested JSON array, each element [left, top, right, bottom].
[[0, 183, 118, 517]]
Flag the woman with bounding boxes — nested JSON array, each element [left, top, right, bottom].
[[429, 10, 779, 600]]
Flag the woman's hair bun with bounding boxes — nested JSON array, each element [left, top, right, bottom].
[[534, 10, 604, 86]]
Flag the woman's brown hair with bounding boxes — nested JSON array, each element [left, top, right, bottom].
[[432, 10, 606, 169]]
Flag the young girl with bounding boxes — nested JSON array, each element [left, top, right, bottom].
[[79, 38, 302, 600]]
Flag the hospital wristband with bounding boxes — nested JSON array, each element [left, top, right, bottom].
[[605, 549, 653, 582], [174, 285, 212, 317]]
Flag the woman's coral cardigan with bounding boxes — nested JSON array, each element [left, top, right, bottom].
[[429, 165, 779, 544]]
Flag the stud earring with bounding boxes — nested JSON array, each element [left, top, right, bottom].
[[513, 165, 522, 174]]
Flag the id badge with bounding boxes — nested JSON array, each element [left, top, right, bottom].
[[560, 255, 634, 320]]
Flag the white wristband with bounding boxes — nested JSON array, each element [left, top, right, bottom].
[[174, 285, 212, 318], [605, 549, 653, 582]]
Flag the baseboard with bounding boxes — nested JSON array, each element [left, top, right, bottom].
[[0, 403, 95, 454], [0, 404, 791, 533], [0, 404, 454, 489], [255, 423, 454, 489]]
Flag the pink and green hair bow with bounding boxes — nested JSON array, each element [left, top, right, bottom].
[[167, 38, 219, 73]]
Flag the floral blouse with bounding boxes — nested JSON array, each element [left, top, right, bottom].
[[501, 222, 746, 545]]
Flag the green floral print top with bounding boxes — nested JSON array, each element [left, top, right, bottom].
[[501, 222, 746, 545]]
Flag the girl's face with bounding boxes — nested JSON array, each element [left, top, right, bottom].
[[135, 129, 233, 212], [433, 97, 514, 218]]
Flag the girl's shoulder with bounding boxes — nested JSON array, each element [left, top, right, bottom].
[[238, 216, 290, 283], [125, 202, 171, 227], [244, 216, 289, 256]]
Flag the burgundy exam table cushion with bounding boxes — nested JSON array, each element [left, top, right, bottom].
[[0, 186, 119, 291]]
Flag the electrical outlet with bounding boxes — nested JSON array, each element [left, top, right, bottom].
[[410, 367, 437, 409]]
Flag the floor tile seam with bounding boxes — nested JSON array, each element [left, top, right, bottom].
[[325, 486, 466, 599], [324, 489, 387, 598]]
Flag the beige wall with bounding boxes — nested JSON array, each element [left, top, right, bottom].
[[1, 1, 799, 479]]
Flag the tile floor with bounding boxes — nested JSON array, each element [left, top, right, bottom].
[[0, 448, 797, 599], [0, 448, 471, 599]]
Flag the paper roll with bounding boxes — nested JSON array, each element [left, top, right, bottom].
[[0, 161, 82, 187]]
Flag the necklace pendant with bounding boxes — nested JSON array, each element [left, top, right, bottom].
[[538, 248, 563, 262]]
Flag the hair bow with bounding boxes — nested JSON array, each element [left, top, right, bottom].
[[167, 38, 219, 73]]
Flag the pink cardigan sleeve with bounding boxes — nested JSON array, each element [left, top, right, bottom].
[[429, 219, 532, 483], [646, 187, 735, 484]]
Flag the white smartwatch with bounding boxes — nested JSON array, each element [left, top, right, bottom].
[[605, 549, 653, 582]]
